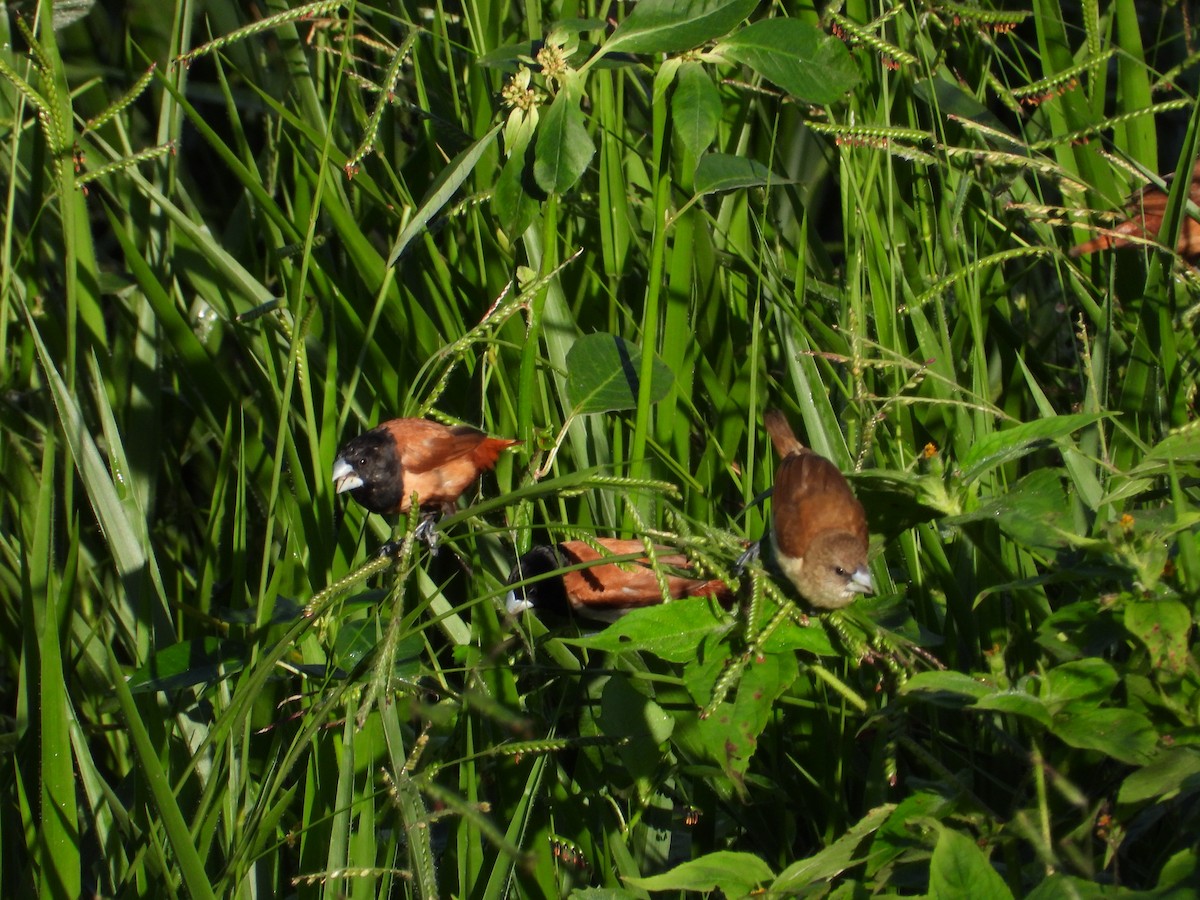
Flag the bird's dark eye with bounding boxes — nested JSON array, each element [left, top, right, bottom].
[[834, 566, 847, 577], [359, 457, 368, 466]]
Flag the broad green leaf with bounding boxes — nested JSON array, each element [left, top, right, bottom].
[[533, 85, 595, 195], [565, 333, 674, 414], [565, 596, 734, 662], [1118, 748, 1200, 806], [1125, 600, 1192, 679], [900, 670, 999, 705], [946, 469, 1109, 552], [1025, 875, 1130, 900], [869, 796, 950, 874], [387, 121, 503, 266], [1144, 425, 1200, 462], [601, 676, 674, 745], [493, 133, 540, 237], [929, 828, 1013, 900], [773, 805, 895, 891], [672, 61, 720, 161], [959, 413, 1106, 483], [696, 651, 797, 783], [492, 105, 540, 237], [477, 28, 604, 69], [693, 153, 786, 196], [334, 619, 379, 671], [758, 616, 838, 657], [1040, 658, 1120, 705], [600, 0, 757, 58], [974, 691, 1052, 728], [1037, 601, 1125, 662], [852, 468, 959, 536], [600, 677, 675, 793], [1157, 850, 1200, 893], [571, 885, 642, 899], [624, 850, 774, 894], [1051, 707, 1159, 765], [716, 19, 859, 103]]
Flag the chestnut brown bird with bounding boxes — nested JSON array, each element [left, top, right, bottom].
[[505, 538, 733, 623], [332, 418, 519, 533], [765, 409, 872, 609], [1070, 159, 1200, 260]]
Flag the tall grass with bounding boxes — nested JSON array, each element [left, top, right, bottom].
[[1, 0, 1198, 895]]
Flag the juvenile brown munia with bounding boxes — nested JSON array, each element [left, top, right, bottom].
[[765, 409, 873, 609]]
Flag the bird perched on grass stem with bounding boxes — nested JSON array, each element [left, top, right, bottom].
[[332, 417, 519, 542], [1070, 159, 1200, 261], [764, 409, 872, 609], [505, 538, 733, 623]]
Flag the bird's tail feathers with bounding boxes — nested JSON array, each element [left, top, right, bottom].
[[472, 437, 521, 470], [764, 409, 805, 457]]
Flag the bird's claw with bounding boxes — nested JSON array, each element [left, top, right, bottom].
[[376, 540, 404, 559], [733, 540, 762, 574], [414, 513, 441, 554]]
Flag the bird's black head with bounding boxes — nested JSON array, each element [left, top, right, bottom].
[[505, 545, 570, 617], [332, 428, 405, 514]]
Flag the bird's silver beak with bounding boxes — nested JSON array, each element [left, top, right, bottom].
[[850, 567, 875, 595], [331, 457, 363, 495], [505, 589, 533, 616]]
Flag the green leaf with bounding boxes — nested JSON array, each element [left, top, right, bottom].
[[127, 638, 247, 693], [564, 596, 734, 662], [692, 153, 787, 196], [945, 469, 1109, 552], [565, 332, 674, 414], [1040, 658, 1120, 705], [1144, 425, 1200, 463], [716, 19, 859, 103], [386, 121, 504, 266], [624, 850, 774, 894], [600, 677, 675, 792], [533, 86, 594, 195], [929, 828, 1014, 900], [1125, 600, 1193, 679], [493, 125, 541, 237], [974, 691, 1052, 728], [601, 0, 757, 57], [758, 616, 838, 657], [1051, 707, 1159, 766], [334, 619, 379, 671], [697, 651, 797, 784], [868, 796, 951, 874], [958, 413, 1106, 483], [773, 805, 894, 891], [1025, 874, 1132, 900], [109, 646, 217, 900], [671, 62, 720, 161], [900, 670, 999, 706], [1119, 747, 1200, 806], [1037, 602, 1125, 662], [601, 676, 675, 745]]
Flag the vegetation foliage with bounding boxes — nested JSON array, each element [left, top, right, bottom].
[[2, 0, 1199, 896]]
